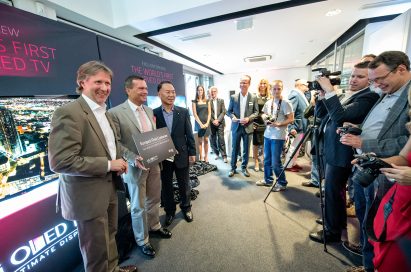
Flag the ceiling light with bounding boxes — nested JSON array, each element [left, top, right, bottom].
[[325, 9, 341, 16], [244, 55, 272, 63], [180, 33, 211, 41]]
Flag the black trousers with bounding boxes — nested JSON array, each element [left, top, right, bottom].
[[161, 160, 191, 215], [210, 123, 226, 157], [324, 163, 352, 236]]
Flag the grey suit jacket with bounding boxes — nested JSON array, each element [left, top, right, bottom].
[[210, 98, 226, 126], [226, 92, 258, 134], [361, 81, 411, 158], [108, 101, 158, 184], [48, 96, 123, 221]]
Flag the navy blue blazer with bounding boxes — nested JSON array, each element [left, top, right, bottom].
[[226, 92, 258, 134], [153, 105, 196, 168], [316, 88, 380, 168]]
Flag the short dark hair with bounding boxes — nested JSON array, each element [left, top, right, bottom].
[[124, 75, 145, 90], [362, 54, 376, 60], [354, 61, 370, 69], [157, 80, 173, 92], [369, 51, 410, 71]]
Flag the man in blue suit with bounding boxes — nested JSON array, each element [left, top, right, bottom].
[[226, 75, 258, 177], [284, 79, 310, 172], [153, 81, 196, 227], [309, 61, 380, 244]]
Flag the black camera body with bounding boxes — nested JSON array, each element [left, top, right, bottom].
[[308, 68, 341, 91], [352, 153, 392, 187], [337, 125, 362, 136]]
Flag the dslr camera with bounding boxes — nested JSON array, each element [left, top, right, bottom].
[[308, 68, 341, 92], [352, 153, 392, 187], [337, 125, 362, 136], [265, 114, 276, 124]]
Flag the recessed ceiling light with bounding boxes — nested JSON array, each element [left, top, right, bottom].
[[244, 55, 272, 63], [326, 8, 341, 16]]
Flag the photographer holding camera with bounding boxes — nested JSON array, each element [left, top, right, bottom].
[[308, 61, 380, 245], [255, 80, 294, 192], [340, 51, 411, 272]]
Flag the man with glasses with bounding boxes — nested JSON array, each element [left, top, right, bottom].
[[340, 51, 411, 272]]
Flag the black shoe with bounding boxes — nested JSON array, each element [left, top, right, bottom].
[[315, 218, 323, 225], [164, 214, 175, 227], [309, 230, 340, 243], [228, 170, 236, 177], [149, 228, 172, 239], [241, 168, 250, 177], [342, 241, 363, 256], [183, 210, 193, 222], [139, 243, 156, 258], [302, 181, 319, 188]]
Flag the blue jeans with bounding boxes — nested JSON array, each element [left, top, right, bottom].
[[353, 175, 375, 271], [263, 137, 287, 185], [230, 126, 251, 171]]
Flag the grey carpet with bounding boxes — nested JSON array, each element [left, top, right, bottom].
[[120, 157, 362, 272]]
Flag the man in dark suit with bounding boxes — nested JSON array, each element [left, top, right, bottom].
[[109, 75, 172, 258], [226, 75, 258, 177], [340, 51, 411, 272], [48, 61, 137, 272], [209, 86, 228, 163], [153, 81, 196, 227], [309, 61, 380, 244], [285, 79, 310, 172]]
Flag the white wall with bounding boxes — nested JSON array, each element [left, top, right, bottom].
[[363, 8, 411, 56]]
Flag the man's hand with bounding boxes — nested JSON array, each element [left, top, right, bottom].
[[189, 156, 196, 165], [111, 159, 128, 175], [340, 134, 362, 149], [232, 116, 239, 122], [290, 129, 297, 136], [240, 117, 250, 124], [135, 155, 148, 171], [316, 76, 334, 93], [381, 164, 411, 186], [212, 120, 220, 126]]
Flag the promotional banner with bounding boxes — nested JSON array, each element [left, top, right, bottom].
[[0, 195, 81, 272], [97, 36, 185, 107], [0, 5, 99, 95]]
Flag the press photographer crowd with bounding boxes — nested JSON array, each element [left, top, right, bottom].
[[47, 50, 411, 272]]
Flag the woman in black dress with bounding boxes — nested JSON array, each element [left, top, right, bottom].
[[253, 79, 271, 171], [192, 85, 211, 162]]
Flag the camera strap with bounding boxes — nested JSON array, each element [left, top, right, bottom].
[[271, 99, 282, 121], [366, 182, 396, 242]]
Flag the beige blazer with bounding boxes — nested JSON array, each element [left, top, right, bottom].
[[48, 96, 123, 221]]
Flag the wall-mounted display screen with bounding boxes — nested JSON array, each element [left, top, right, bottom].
[[0, 96, 77, 213]]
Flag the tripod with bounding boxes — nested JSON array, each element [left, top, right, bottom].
[[263, 118, 328, 252]]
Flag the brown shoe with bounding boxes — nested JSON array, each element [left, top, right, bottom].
[[118, 265, 138, 272]]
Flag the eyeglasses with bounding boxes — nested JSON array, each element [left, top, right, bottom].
[[272, 88, 282, 91], [370, 67, 397, 84]]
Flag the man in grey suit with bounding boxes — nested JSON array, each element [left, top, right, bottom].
[[226, 75, 258, 177], [209, 86, 228, 163], [109, 75, 172, 259], [341, 51, 411, 272], [48, 61, 137, 272]]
